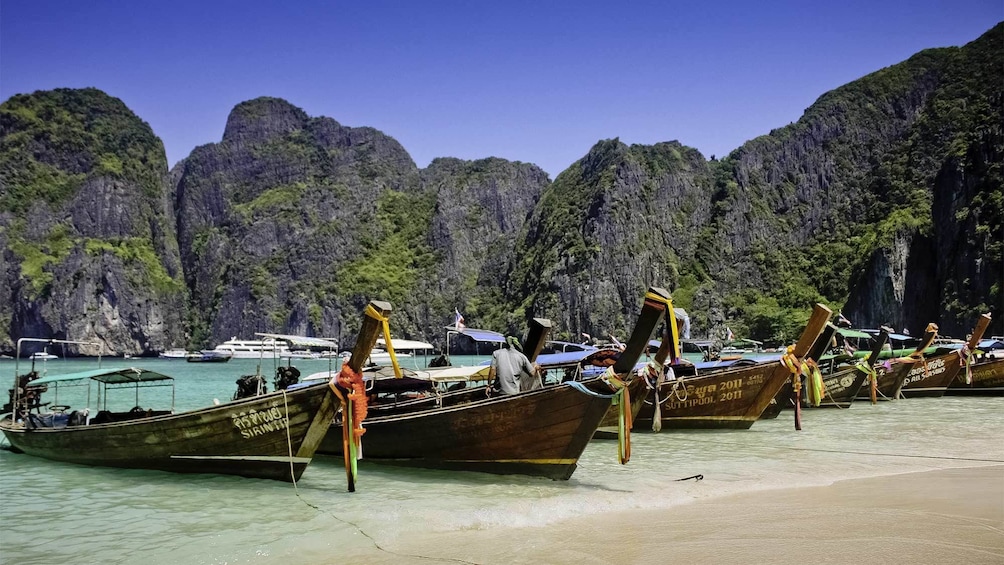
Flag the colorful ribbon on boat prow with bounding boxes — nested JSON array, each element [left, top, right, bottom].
[[603, 366, 632, 465], [329, 364, 367, 486], [958, 344, 973, 384], [780, 345, 801, 379], [802, 359, 824, 407], [856, 360, 878, 403]]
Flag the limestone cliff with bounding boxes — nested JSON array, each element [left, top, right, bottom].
[[0, 88, 186, 355]]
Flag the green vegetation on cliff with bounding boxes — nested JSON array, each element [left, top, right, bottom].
[[0, 88, 167, 212]]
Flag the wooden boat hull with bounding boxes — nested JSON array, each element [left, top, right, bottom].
[[319, 380, 617, 479], [945, 357, 1004, 396], [0, 382, 337, 482], [633, 361, 786, 430], [854, 360, 909, 401], [899, 350, 965, 398], [593, 377, 648, 438], [775, 364, 869, 409]]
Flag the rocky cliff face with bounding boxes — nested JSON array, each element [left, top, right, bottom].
[[689, 24, 1000, 340], [2, 25, 999, 354], [507, 139, 713, 340], [0, 88, 186, 355], [172, 97, 424, 348], [416, 157, 548, 334], [171, 99, 550, 348]]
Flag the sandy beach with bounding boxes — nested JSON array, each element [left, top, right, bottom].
[[342, 465, 1004, 565]]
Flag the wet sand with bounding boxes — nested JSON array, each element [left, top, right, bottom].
[[361, 465, 1004, 564]]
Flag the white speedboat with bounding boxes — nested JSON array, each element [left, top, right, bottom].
[[158, 348, 189, 359], [29, 348, 58, 361], [211, 337, 292, 359]]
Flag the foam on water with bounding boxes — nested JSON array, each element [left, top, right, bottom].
[[1, 358, 1001, 564]]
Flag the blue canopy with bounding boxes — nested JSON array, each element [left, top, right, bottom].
[[536, 350, 594, 367], [978, 339, 1003, 350]]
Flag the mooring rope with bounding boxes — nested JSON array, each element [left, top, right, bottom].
[[288, 485, 483, 565], [282, 389, 300, 494]]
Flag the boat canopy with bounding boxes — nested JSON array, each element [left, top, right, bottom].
[[376, 338, 435, 350], [256, 333, 338, 349], [545, 341, 598, 353], [978, 338, 1003, 350], [673, 308, 691, 339], [536, 350, 595, 367], [835, 328, 872, 339], [446, 327, 506, 343], [414, 365, 492, 382], [28, 367, 173, 387], [861, 329, 913, 341], [724, 338, 763, 347]]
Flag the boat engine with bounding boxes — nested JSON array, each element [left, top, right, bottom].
[[274, 366, 300, 390], [233, 374, 268, 400]]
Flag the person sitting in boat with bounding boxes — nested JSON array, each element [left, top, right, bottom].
[[488, 336, 541, 395]]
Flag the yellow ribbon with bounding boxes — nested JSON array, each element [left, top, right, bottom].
[[802, 359, 824, 407], [602, 366, 631, 464], [780, 345, 801, 383], [364, 303, 402, 379]]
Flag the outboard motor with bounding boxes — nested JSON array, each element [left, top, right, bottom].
[[274, 366, 300, 390], [429, 354, 450, 368], [233, 374, 268, 400]]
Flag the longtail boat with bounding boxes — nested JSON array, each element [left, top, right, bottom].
[[632, 303, 832, 430], [319, 287, 672, 479], [0, 338, 337, 482], [774, 326, 891, 409], [851, 326, 940, 401], [899, 314, 991, 398], [946, 339, 1004, 395]]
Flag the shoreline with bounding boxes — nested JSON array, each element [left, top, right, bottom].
[[330, 464, 1004, 565]]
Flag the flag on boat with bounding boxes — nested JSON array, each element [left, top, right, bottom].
[[726, 327, 734, 341], [454, 308, 465, 329]]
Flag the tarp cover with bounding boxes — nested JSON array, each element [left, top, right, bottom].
[[28, 367, 173, 386]]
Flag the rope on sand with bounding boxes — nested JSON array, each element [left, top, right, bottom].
[[299, 495, 484, 565]]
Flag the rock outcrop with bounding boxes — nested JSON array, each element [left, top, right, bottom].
[[0, 88, 186, 355]]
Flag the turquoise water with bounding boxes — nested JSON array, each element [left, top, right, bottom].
[[1, 358, 1002, 564]]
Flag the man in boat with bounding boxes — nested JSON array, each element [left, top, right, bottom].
[[489, 336, 541, 395]]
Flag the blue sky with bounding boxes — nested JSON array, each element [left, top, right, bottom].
[[1, 1, 1000, 178]]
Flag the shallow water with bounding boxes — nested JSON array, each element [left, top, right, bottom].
[[1, 358, 1002, 564]]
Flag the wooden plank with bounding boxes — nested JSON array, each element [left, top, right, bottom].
[[792, 303, 833, 358], [613, 286, 672, 374], [866, 330, 890, 365], [967, 313, 992, 350], [807, 323, 838, 362], [348, 300, 392, 372], [524, 318, 554, 363]]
